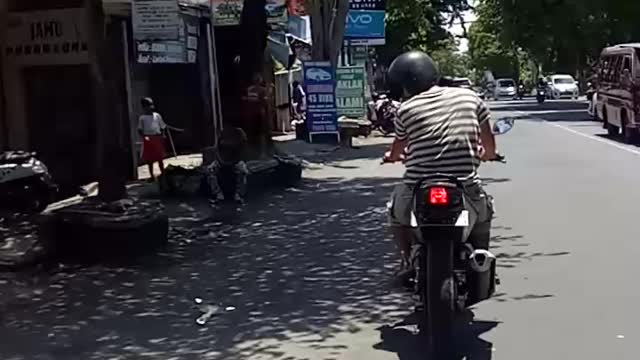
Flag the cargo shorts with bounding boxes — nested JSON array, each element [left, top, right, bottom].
[[387, 182, 494, 248]]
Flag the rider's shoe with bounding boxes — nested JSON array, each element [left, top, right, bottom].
[[392, 268, 416, 291]]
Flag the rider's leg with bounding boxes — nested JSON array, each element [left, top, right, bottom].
[[233, 161, 249, 203], [388, 183, 416, 283], [464, 184, 494, 249], [206, 160, 224, 201]]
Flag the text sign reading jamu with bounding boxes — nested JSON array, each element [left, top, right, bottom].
[[4, 8, 89, 66]]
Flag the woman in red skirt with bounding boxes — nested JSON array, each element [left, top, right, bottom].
[[138, 97, 167, 181]]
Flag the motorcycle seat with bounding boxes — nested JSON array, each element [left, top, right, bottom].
[[0, 151, 36, 165]]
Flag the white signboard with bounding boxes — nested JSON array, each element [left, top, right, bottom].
[[3, 8, 89, 66], [132, 0, 181, 40]]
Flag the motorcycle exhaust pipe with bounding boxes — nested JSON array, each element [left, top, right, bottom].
[[469, 249, 496, 273]]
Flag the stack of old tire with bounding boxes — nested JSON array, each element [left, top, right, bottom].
[[41, 198, 169, 263]]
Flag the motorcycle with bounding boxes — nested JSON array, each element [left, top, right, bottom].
[[517, 84, 526, 100], [536, 86, 546, 104], [369, 93, 400, 136], [0, 151, 58, 213], [383, 118, 515, 357]]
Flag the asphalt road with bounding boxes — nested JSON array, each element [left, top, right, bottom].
[[2, 98, 639, 359]]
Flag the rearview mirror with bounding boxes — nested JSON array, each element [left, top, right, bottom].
[[493, 118, 515, 135]]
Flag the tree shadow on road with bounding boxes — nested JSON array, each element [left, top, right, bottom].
[[0, 176, 409, 360], [374, 310, 498, 360], [0, 169, 548, 360]]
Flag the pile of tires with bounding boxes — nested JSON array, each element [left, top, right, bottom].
[[42, 199, 169, 263]]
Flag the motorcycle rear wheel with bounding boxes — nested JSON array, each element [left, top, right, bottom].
[[419, 238, 455, 358]]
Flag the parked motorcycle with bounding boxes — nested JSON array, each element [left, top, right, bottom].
[[517, 84, 526, 100], [536, 86, 546, 104], [372, 94, 400, 136], [0, 151, 58, 213], [383, 118, 515, 357]]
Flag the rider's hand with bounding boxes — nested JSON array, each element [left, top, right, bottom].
[[478, 145, 486, 159], [383, 151, 403, 163]]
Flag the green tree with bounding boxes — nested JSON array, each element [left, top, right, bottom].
[[430, 39, 471, 77], [467, 0, 519, 81], [477, 0, 640, 81], [378, 0, 472, 66]]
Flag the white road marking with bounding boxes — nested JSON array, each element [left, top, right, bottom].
[[513, 110, 640, 157]]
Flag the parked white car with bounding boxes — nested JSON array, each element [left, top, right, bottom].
[[548, 74, 579, 99], [493, 78, 517, 100]]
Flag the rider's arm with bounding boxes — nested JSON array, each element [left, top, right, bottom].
[[478, 101, 497, 160], [386, 105, 409, 162]]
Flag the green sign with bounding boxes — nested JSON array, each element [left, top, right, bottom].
[[352, 46, 369, 65], [335, 66, 366, 118]]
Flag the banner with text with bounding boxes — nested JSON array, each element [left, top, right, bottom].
[[212, 0, 288, 26], [3, 8, 89, 66], [132, 0, 181, 40], [303, 61, 339, 135], [349, 0, 385, 10], [336, 66, 366, 118], [136, 15, 199, 64], [211, 0, 244, 26], [266, 0, 288, 24]]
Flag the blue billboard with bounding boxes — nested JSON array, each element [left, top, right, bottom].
[[303, 61, 339, 136], [345, 0, 385, 46], [345, 10, 385, 40]]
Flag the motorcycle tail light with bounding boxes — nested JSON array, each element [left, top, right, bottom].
[[429, 187, 449, 205]]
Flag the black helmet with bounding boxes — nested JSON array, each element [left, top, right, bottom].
[[387, 51, 440, 100]]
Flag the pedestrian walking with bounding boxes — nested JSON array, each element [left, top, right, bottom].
[[291, 80, 306, 118], [138, 97, 167, 181]]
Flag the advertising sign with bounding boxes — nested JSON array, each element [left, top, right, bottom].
[[335, 66, 366, 118], [211, 0, 244, 26], [3, 8, 89, 66], [349, 0, 385, 10], [132, 0, 181, 40], [266, 0, 288, 24], [303, 61, 339, 137], [352, 46, 369, 65], [212, 0, 286, 26], [136, 15, 199, 64], [345, 0, 385, 45]]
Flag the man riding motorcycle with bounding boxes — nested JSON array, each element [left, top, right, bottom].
[[382, 51, 501, 284]]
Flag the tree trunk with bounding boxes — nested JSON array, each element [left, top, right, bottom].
[[237, 0, 273, 158], [308, 0, 349, 67], [85, 0, 127, 201], [239, 0, 267, 84]]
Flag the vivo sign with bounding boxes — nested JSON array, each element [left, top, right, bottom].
[[348, 13, 373, 25], [345, 9, 385, 42]]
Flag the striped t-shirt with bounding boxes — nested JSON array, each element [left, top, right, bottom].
[[395, 86, 491, 185]]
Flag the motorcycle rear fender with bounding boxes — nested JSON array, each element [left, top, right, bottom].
[[414, 183, 467, 227]]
